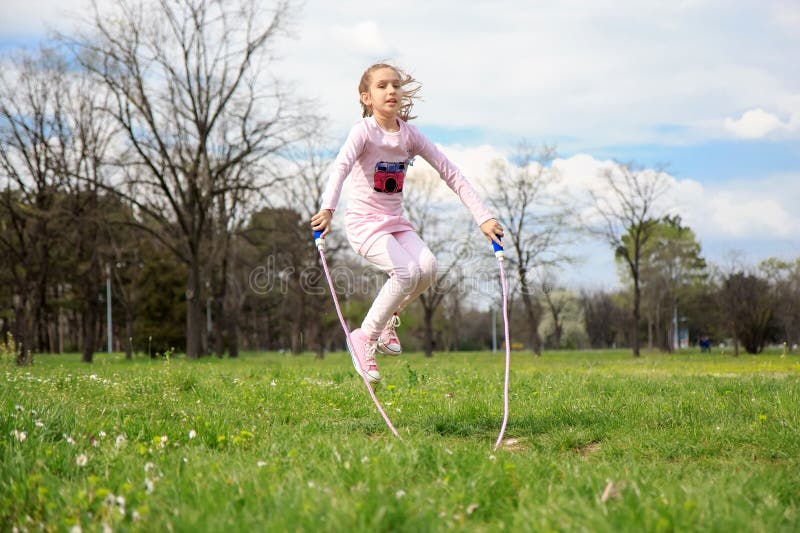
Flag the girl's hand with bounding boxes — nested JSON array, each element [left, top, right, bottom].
[[310, 209, 333, 237], [480, 218, 504, 247]]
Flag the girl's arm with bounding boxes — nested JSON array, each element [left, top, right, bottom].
[[312, 122, 367, 235], [413, 129, 503, 244]]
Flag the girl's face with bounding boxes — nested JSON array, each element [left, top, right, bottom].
[[360, 67, 402, 119]]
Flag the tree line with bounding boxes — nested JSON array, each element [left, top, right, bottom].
[[1, 0, 798, 365]]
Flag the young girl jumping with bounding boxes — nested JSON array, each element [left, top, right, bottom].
[[310, 63, 503, 383]]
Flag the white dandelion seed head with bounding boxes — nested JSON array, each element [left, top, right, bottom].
[[11, 430, 27, 442], [144, 478, 155, 494], [144, 462, 155, 473], [98, 431, 107, 438], [188, 430, 197, 439], [395, 490, 406, 499], [257, 460, 267, 468], [76, 453, 88, 467]]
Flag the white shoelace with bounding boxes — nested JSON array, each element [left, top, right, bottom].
[[365, 342, 377, 365]]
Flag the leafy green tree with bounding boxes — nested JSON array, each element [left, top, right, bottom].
[[635, 215, 706, 352], [486, 144, 574, 355], [587, 162, 670, 357], [718, 271, 775, 355]]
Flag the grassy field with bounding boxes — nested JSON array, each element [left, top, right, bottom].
[[2, 349, 799, 532]]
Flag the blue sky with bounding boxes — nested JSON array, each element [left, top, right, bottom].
[[2, 0, 798, 287]]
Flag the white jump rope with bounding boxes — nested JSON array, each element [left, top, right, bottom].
[[314, 230, 511, 449]]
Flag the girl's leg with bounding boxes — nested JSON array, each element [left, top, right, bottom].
[[360, 233, 428, 339], [391, 231, 438, 314]]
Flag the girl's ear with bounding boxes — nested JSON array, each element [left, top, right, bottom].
[[360, 91, 371, 107]]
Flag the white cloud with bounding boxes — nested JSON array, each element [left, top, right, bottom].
[[724, 108, 790, 138], [409, 145, 800, 282], [4, 0, 800, 147], [331, 20, 395, 57]]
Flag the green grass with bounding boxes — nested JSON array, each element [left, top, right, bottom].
[[2, 349, 799, 532]]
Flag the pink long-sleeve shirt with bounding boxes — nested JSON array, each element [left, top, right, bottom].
[[321, 116, 494, 254]]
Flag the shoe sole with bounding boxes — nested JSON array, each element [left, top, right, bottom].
[[376, 342, 402, 356], [346, 337, 381, 383]]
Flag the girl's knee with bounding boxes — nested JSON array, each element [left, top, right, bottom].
[[418, 253, 438, 287], [394, 264, 421, 288]]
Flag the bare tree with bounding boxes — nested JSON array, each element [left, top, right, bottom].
[[404, 169, 473, 357], [485, 144, 573, 355], [587, 162, 670, 357], [538, 269, 568, 349], [65, 0, 305, 358], [280, 126, 343, 358], [0, 47, 72, 364]]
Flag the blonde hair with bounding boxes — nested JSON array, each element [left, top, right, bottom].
[[358, 63, 422, 121]]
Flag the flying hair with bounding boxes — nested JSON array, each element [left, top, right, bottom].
[[358, 63, 422, 121]]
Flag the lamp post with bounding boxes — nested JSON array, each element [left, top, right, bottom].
[[106, 263, 112, 354]]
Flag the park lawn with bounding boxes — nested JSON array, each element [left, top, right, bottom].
[[2, 349, 799, 532]]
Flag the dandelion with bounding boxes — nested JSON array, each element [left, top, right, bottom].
[[11, 430, 27, 442], [270, 380, 276, 387], [70, 525, 83, 533], [115, 434, 127, 447], [188, 430, 197, 439], [144, 478, 155, 494], [98, 431, 107, 439], [488, 454, 497, 461], [131, 510, 141, 522], [63, 433, 76, 445], [35, 420, 44, 428], [395, 489, 406, 499], [144, 462, 155, 473], [466, 503, 479, 515], [76, 453, 88, 467], [257, 460, 267, 468], [14, 404, 23, 411]]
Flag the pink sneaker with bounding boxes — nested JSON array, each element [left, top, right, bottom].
[[346, 328, 381, 383], [377, 313, 402, 356]]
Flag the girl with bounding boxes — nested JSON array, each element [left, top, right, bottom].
[[311, 63, 503, 383]]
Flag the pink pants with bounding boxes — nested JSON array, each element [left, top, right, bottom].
[[359, 231, 437, 339]]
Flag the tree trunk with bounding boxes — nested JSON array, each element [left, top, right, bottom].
[[423, 305, 434, 357], [632, 272, 641, 357], [81, 294, 99, 363], [124, 310, 134, 360], [14, 298, 34, 366], [227, 307, 240, 359], [520, 291, 542, 356], [186, 258, 203, 359], [213, 295, 225, 358]]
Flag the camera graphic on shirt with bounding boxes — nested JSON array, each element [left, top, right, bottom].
[[373, 161, 406, 193]]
